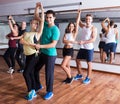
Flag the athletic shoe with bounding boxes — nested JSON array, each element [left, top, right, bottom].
[[25, 89, 37, 101], [44, 92, 53, 100], [66, 77, 74, 84], [9, 67, 12, 70], [82, 77, 91, 84], [62, 77, 69, 83], [74, 74, 83, 80], [36, 84, 43, 92], [17, 69, 24, 73], [7, 68, 14, 74]]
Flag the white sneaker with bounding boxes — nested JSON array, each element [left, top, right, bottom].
[[9, 67, 12, 70], [7, 69, 14, 74]]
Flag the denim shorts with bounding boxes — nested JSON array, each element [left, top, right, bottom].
[[76, 48, 94, 62], [103, 43, 116, 53]]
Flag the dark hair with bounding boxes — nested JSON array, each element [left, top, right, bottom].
[[65, 22, 76, 33], [46, 10, 56, 17], [114, 24, 117, 28], [101, 28, 106, 34], [7, 16, 9, 19], [109, 20, 114, 27], [86, 14, 93, 18], [65, 28, 70, 33], [13, 23, 20, 32]]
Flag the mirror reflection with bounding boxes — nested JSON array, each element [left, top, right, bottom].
[[55, 10, 120, 65], [0, 9, 120, 65]]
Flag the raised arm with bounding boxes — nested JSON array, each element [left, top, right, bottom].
[[79, 10, 85, 28], [74, 9, 81, 39], [101, 18, 110, 32], [8, 16, 18, 36], [34, 2, 44, 41]]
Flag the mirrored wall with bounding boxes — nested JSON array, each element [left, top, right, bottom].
[[0, 9, 120, 65]]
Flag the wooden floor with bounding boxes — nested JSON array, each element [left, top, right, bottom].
[[0, 56, 120, 104]]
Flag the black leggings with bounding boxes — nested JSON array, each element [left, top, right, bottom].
[[23, 53, 38, 92], [3, 47, 17, 69], [15, 48, 26, 69]]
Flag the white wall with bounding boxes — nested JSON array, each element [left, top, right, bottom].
[[0, 24, 10, 43]]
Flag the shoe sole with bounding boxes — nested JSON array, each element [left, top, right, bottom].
[[7, 70, 15, 74], [44, 94, 53, 100], [83, 81, 91, 84], [74, 77, 83, 80], [25, 94, 37, 101]]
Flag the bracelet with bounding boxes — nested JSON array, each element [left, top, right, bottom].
[[8, 19, 12, 20]]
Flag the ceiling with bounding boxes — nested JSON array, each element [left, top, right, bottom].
[[0, 0, 31, 5]]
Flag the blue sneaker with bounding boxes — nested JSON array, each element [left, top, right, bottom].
[[25, 89, 37, 101], [40, 84, 43, 89], [83, 77, 91, 84], [44, 92, 53, 100], [74, 74, 83, 80], [36, 84, 43, 92]]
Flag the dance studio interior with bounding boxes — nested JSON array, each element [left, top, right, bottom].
[[0, 0, 120, 104]]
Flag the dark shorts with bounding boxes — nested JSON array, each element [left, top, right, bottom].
[[63, 48, 74, 57], [103, 43, 116, 53], [76, 48, 94, 62], [98, 41, 105, 49]]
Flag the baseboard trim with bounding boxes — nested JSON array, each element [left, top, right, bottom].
[[55, 58, 120, 74]]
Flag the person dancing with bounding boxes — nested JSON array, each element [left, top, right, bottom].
[[3, 16, 19, 74], [74, 13, 97, 84], [34, 7, 60, 100], [20, 2, 44, 101], [61, 10, 80, 84]]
